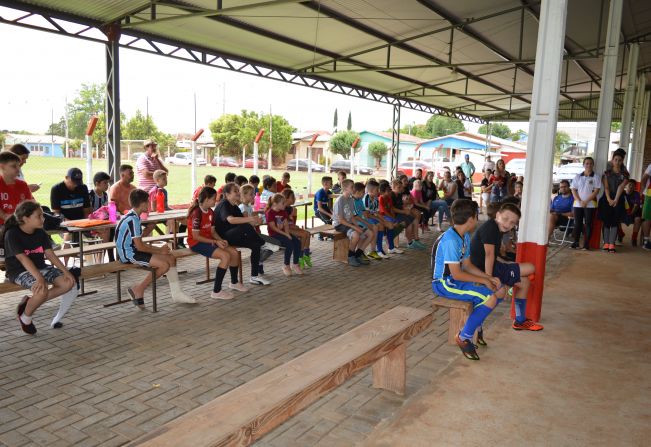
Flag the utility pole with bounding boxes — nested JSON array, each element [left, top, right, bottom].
[[268, 104, 273, 169], [64, 97, 69, 157]]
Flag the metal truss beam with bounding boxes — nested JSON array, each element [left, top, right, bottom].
[[389, 105, 401, 181], [105, 23, 121, 182], [0, 2, 487, 123]]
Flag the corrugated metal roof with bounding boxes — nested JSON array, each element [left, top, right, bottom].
[[4, 0, 651, 122]]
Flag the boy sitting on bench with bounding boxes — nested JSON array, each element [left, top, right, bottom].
[[431, 199, 504, 360]]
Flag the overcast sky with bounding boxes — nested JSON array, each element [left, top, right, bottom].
[[1, 23, 497, 137]]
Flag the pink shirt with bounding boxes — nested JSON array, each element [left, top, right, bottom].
[[410, 189, 423, 204], [136, 154, 160, 192]]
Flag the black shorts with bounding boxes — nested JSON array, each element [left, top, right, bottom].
[[493, 261, 521, 287], [123, 251, 152, 267], [555, 215, 569, 227]]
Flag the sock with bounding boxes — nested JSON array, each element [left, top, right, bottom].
[[459, 305, 494, 341], [304, 248, 310, 256], [355, 248, 363, 257], [348, 250, 355, 257], [51, 286, 78, 327], [229, 266, 239, 284], [213, 267, 227, 293], [376, 231, 384, 252], [20, 313, 32, 325], [387, 229, 395, 249], [514, 298, 527, 323]]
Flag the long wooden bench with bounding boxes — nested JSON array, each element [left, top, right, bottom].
[[128, 305, 432, 447], [432, 295, 474, 345]]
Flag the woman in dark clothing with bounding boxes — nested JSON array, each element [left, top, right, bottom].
[[598, 149, 629, 253]]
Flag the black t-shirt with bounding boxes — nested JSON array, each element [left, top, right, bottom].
[[50, 181, 90, 220], [391, 192, 404, 209], [469, 219, 502, 270], [4, 226, 52, 280], [422, 181, 437, 201], [213, 200, 243, 236]]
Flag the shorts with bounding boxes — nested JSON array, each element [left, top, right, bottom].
[[315, 210, 332, 225], [396, 214, 414, 225], [335, 224, 367, 240], [382, 216, 398, 224], [432, 277, 493, 308], [554, 214, 569, 227], [14, 266, 64, 289], [643, 196, 651, 221], [121, 251, 152, 267], [366, 217, 380, 225], [190, 242, 218, 258], [493, 261, 521, 287]]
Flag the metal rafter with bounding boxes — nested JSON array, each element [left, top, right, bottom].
[[0, 1, 486, 123]]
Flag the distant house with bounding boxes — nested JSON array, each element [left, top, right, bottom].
[[357, 131, 425, 168], [4, 133, 66, 158], [290, 131, 331, 163]]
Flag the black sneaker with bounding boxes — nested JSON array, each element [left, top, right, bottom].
[[17, 314, 37, 335], [571, 242, 579, 249], [16, 295, 30, 318], [644, 241, 651, 251]]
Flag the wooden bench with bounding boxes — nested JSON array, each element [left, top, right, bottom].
[[319, 228, 349, 263], [128, 305, 432, 447], [306, 224, 333, 236], [432, 295, 474, 345]]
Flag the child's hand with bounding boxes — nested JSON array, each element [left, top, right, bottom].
[[32, 276, 47, 295], [488, 277, 502, 290], [159, 245, 171, 254], [63, 271, 76, 285], [215, 239, 228, 249]]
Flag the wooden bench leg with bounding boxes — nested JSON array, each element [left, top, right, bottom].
[[238, 250, 243, 284], [333, 237, 349, 263], [196, 257, 214, 285], [151, 268, 158, 313], [448, 307, 471, 345], [103, 270, 132, 307], [372, 343, 406, 396]]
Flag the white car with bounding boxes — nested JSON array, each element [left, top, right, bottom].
[[553, 162, 584, 186], [505, 158, 526, 177], [165, 152, 207, 166]]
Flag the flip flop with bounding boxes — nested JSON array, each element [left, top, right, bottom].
[[127, 287, 145, 310]]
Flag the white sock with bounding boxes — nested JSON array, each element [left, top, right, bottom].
[[51, 287, 78, 327], [20, 314, 32, 325]]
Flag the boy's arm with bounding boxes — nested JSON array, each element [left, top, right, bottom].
[[317, 201, 332, 216], [462, 258, 501, 289], [133, 237, 170, 255], [447, 262, 496, 290], [483, 244, 495, 277]]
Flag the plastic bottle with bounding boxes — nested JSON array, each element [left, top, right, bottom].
[[156, 189, 165, 213], [108, 201, 117, 223], [254, 192, 261, 211]]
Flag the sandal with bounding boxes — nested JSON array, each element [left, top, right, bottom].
[[455, 333, 480, 360], [476, 329, 487, 346], [127, 288, 145, 310]]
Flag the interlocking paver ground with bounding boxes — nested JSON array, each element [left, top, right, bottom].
[[0, 228, 519, 447]]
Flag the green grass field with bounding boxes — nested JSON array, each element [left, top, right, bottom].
[[24, 157, 375, 222]]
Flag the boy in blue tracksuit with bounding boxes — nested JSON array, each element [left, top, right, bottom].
[[432, 199, 505, 360]]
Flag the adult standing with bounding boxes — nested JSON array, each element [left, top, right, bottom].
[[8, 144, 40, 193], [136, 139, 168, 192], [640, 162, 651, 250], [460, 154, 476, 181], [598, 149, 629, 253], [213, 183, 272, 286], [483, 155, 495, 173], [488, 159, 510, 204]]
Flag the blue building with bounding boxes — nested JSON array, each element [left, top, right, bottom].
[[5, 134, 66, 157], [357, 131, 425, 168]]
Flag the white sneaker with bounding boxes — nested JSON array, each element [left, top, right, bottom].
[[261, 242, 279, 252], [229, 282, 250, 292], [388, 248, 404, 254], [211, 289, 234, 300], [376, 250, 391, 259], [250, 275, 271, 285]]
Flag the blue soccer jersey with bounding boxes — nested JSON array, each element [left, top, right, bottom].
[[363, 193, 379, 214], [353, 197, 366, 216], [314, 188, 331, 212], [432, 228, 470, 280], [115, 210, 142, 262]]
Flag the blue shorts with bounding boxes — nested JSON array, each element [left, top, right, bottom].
[[190, 242, 218, 257], [493, 261, 521, 287], [366, 217, 379, 225], [383, 216, 398, 223], [432, 277, 493, 308]]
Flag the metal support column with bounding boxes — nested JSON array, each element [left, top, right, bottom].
[[620, 43, 639, 156], [516, 0, 568, 322], [105, 23, 122, 182], [388, 104, 400, 180], [593, 0, 623, 175]]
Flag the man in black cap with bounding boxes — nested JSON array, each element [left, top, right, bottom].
[[50, 168, 91, 221]]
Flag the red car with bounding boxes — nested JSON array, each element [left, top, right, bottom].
[[397, 161, 431, 177], [211, 156, 239, 167], [244, 158, 268, 169]]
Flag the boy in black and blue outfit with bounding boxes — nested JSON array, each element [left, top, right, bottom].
[[432, 199, 505, 360]]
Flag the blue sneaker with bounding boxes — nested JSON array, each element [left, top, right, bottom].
[[348, 256, 361, 267]]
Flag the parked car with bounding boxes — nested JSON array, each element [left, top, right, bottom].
[[211, 156, 239, 167], [505, 158, 526, 177], [165, 152, 207, 166], [329, 159, 373, 175], [244, 158, 268, 169], [553, 162, 584, 186], [131, 151, 145, 161], [286, 159, 325, 172], [397, 160, 431, 177]]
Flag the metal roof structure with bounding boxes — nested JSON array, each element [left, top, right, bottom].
[[1, 0, 650, 124]]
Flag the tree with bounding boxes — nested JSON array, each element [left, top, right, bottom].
[[64, 83, 105, 140], [122, 109, 174, 150], [611, 121, 621, 133], [368, 141, 388, 168], [555, 130, 571, 160], [425, 115, 465, 137], [47, 117, 67, 136], [333, 108, 338, 133], [208, 110, 294, 159], [478, 122, 511, 139], [347, 111, 352, 131], [400, 123, 430, 139], [0, 133, 5, 148], [510, 129, 528, 142], [329, 130, 359, 159]]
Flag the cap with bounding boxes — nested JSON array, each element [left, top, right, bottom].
[[67, 168, 83, 185], [464, 153, 470, 158], [143, 139, 157, 148]]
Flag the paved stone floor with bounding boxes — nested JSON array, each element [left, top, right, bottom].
[[2, 227, 505, 447]]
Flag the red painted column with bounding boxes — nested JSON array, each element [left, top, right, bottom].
[[512, 243, 548, 322]]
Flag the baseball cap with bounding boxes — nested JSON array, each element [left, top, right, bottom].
[[143, 139, 157, 148], [67, 168, 83, 185]]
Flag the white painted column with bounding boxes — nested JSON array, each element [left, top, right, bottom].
[[593, 0, 623, 175], [517, 0, 568, 322], [630, 74, 647, 176], [620, 43, 639, 153], [632, 89, 650, 179]]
